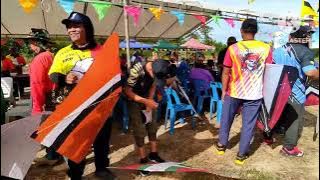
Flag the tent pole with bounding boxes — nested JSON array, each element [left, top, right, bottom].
[[83, 2, 88, 14], [123, 0, 131, 71]]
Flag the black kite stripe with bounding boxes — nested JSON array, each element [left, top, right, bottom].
[[49, 81, 122, 151]]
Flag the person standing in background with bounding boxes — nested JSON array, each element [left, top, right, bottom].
[[9, 47, 26, 75], [27, 28, 55, 115], [271, 26, 319, 157], [217, 36, 237, 69], [1, 54, 15, 77], [216, 19, 272, 165]]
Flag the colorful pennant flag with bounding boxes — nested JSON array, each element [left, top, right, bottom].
[[149, 7, 165, 20], [111, 162, 209, 173], [224, 18, 235, 28], [91, 2, 112, 21], [301, 0, 318, 18], [57, 0, 75, 14], [1, 39, 8, 46], [210, 15, 221, 27], [19, 0, 38, 13], [193, 15, 207, 27], [170, 11, 185, 26], [124, 6, 142, 27]]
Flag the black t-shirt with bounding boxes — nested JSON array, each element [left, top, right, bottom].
[[217, 47, 228, 66], [126, 62, 154, 98]]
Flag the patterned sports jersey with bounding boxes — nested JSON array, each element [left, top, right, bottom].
[[49, 44, 100, 78], [224, 40, 272, 100], [273, 43, 317, 104]]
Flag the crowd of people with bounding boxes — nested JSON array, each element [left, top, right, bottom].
[[1, 11, 319, 180]]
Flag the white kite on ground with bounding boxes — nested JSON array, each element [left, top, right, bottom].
[[1, 113, 47, 179]]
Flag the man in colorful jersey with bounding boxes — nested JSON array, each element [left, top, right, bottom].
[[272, 26, 319, 157], [216, 19, 272, 164], [48, 12, 115, 179], [125, 59, 176, 176]]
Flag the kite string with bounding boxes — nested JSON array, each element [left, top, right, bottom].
[[32, 93, 120, 135]]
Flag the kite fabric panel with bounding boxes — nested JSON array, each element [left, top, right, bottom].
[[257, 64, 299, 132], [305, 78, 319, 106], [1, 114, 43, 179], [110, 162, 209, 173], [31, 33, 122, 163]]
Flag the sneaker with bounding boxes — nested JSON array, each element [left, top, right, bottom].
[[216, 143, 226, 155], [280, 146, 304, 157], [139, 170, 150, 177], [139, 157, 150, 176], [95, 168, 116, 179], [148, 152, 165, 163], [234, 153, 248, 165]]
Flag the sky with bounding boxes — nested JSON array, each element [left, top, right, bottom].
[[181, 0, 319, 46]]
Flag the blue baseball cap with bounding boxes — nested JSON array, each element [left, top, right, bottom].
[[62, 12, 92, 26]]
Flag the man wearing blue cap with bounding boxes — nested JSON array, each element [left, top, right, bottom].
[[48, 12, 115, 179]]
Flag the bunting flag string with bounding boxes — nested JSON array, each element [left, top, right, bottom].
[[210, 15, 221, 27], [193, 15, 207, 27], [17, 0, 307, 32], [149, 7, 165, 20], [57, 0, 75, 14], [91, 2, 112, 21], [170, 11, 186, 26], [224, 18, 235, 28], [19, 0, 38, 13], [124, 5, 142, 27]]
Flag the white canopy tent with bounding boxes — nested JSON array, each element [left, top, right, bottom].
[[1, 0, 219, 69], [1, 0, 217, 40]]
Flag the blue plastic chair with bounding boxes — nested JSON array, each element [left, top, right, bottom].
[[164, 87, 196, 135], [209, 82, 223, 124], [191, 79, 211, 114], [176, 61, 191, 94]]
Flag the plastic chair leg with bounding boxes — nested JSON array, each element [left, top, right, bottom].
[[165, 108, 169, 129], [169, 111, 176, 135], [216, 101, 223, 124], [209, 100, 216, 123]]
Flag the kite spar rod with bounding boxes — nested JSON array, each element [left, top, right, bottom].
[[123, 0, 131, 71], [175, 79, 204, 121]]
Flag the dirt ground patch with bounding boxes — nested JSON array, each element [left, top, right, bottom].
[[25, 106, 319, 180]]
